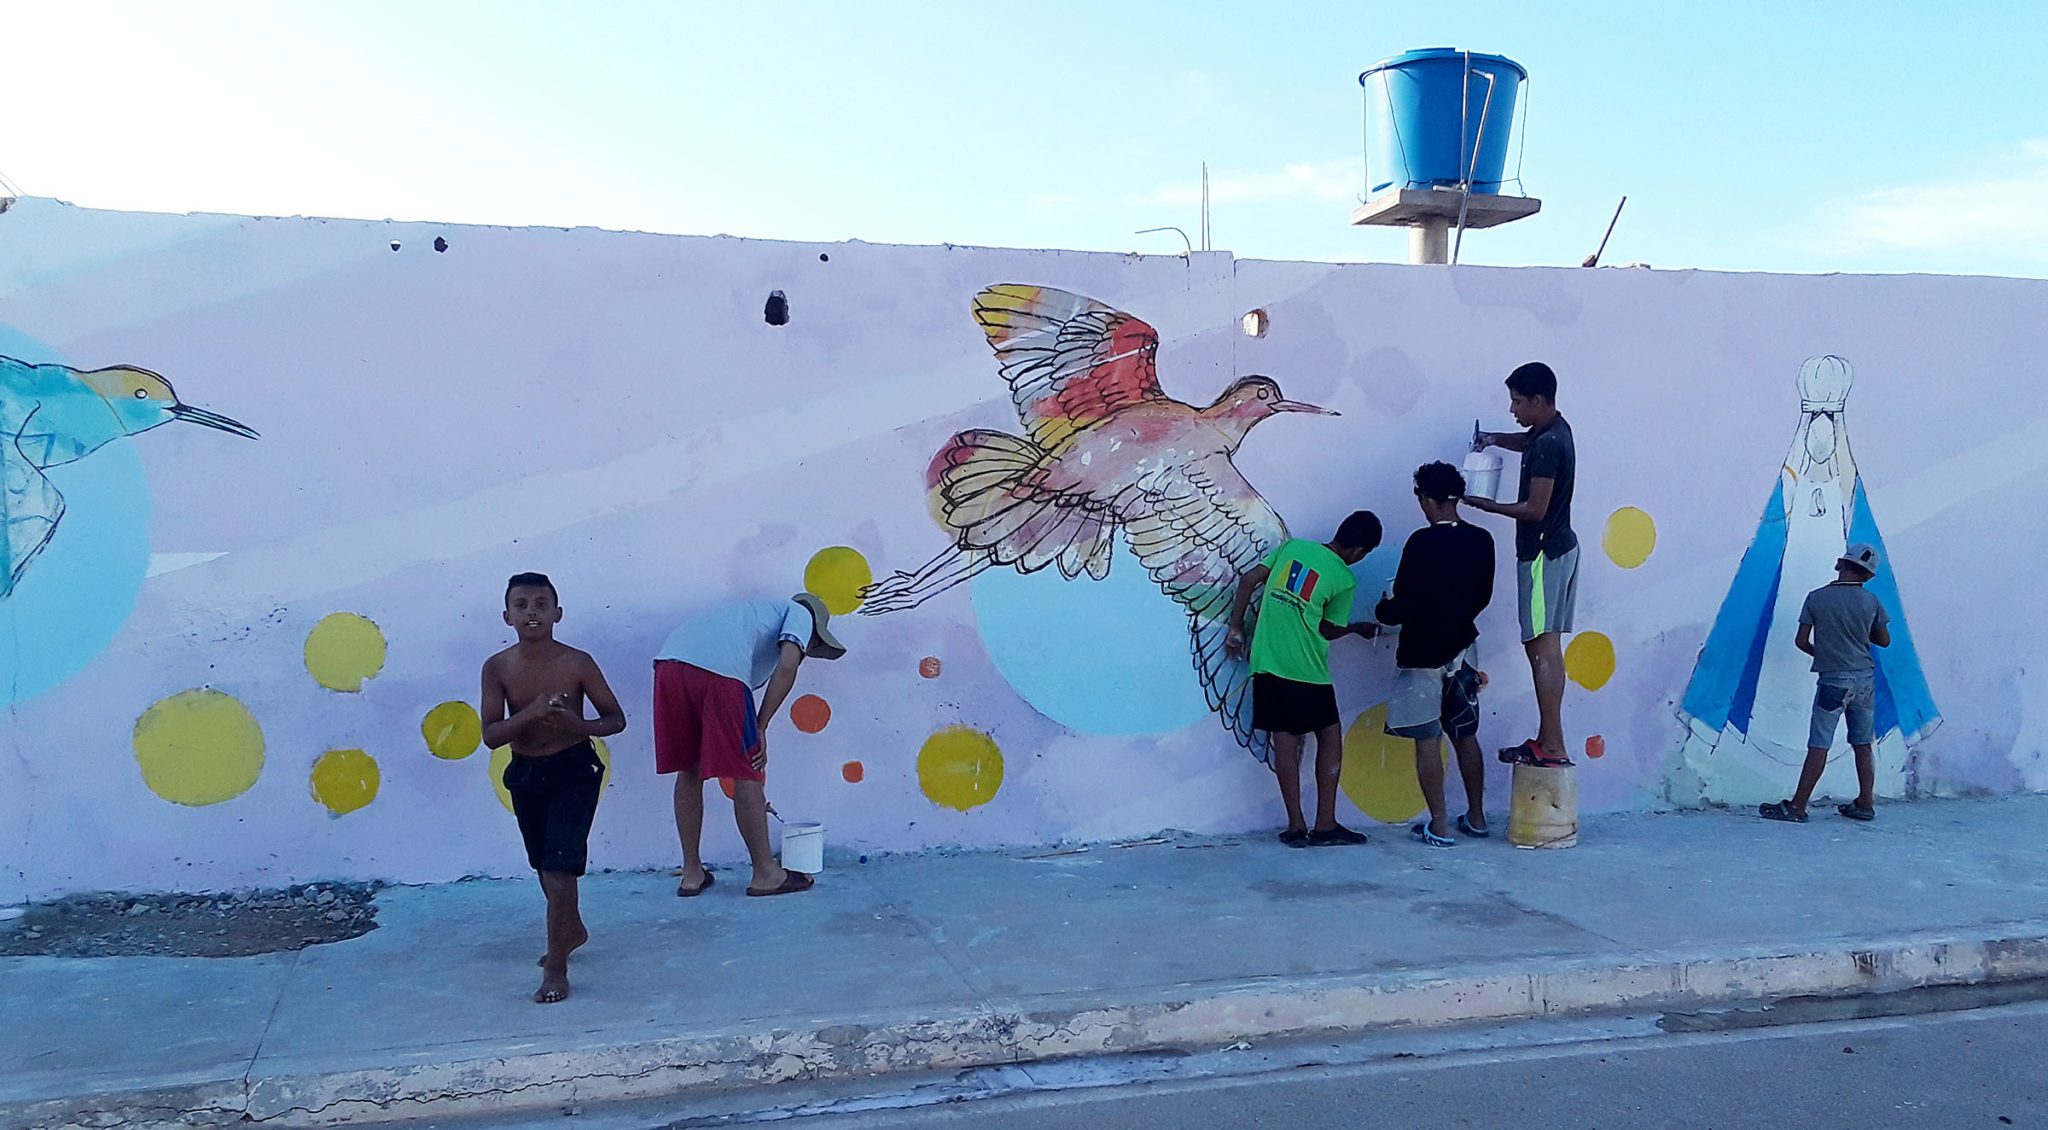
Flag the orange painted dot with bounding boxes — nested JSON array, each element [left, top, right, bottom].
[[919, 657, 942, 679], [719, 777, 736, 799], [1586, 735, 1606, 759], [790, 694, 831, 733], [842, 760, 865, 783]]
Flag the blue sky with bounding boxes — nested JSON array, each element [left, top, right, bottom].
[[7, 1, 2045, 276]]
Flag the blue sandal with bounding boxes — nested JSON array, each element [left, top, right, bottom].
[[1410, 822, 1456, 848], [1456, 814, 1491, 838]]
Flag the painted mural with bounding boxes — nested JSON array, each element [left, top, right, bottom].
[[861, 284, 1333, 764], [1678, 355, 1940, 803], [0, 197, 2040, 902], [0, 356, 256, 597]]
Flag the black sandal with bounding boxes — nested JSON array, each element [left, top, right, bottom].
[[1308, 824, 1369, 846], [1837, 803, 1875, 822], [1759, 800, 1809, 823]]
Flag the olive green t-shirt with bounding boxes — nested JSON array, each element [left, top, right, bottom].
[[1249, 539, 1357, 686]]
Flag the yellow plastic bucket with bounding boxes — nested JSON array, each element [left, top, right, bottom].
[[1508, 762, 1578, 849]]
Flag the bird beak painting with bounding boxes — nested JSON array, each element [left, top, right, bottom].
[[171, 403, 260, 439], [1276, 399, 1338, 417]]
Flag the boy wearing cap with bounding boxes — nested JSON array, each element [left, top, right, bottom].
[[654, 593, 847, 897], [1760, 543, 1891, 824]]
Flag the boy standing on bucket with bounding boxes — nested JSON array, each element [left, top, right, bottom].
[[1376, 462, 1496, 847], [1466, 361, 1578, 768], [1227, 511, 1383, 847], [480, 572, 628, 1005], [654, 593, 846, 898], [1760, 543, 1892, 824]]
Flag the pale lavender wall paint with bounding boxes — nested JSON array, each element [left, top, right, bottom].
[[0, 199, 2042, 900]]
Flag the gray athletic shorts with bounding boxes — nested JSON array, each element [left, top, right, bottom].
[[1386, 649, 1482, 741], [1517, 546, 1580, 641]]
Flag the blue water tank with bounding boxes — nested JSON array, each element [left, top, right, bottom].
[[1360, 48, 1526, 195]]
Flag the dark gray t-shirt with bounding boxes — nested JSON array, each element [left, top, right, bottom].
[[1516, 415, 1577, 562], [1799, 581, 1889, 674]]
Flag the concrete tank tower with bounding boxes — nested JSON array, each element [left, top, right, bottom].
[[1352, 48, 1540, 264]]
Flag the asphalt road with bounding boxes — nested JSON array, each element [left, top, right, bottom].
[[430, 997, 2048, 1130], [787, 1004, 2046, 1130]]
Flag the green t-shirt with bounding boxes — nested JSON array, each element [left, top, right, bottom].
[[1249, 539, 1357, 685]]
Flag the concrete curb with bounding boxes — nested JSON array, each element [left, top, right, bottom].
[[21, 923, 2048, 1128]]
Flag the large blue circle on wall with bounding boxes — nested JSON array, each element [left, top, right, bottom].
[[0, 327, 151, 706], [970, 543, 1213, 736]]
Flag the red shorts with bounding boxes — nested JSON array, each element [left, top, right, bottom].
[[652, 661, 765, 781]]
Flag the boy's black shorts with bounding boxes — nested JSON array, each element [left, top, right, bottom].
[[1251, 673, 1341, 736], [503, 740, 605, 875]]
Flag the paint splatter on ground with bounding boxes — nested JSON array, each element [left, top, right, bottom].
[[422, 700, 482, 760], [1603, 506, 1657, 569], [310, 748, 380, 815], [1565, 631, 1616, 691], [305, 612, 387, 692], [919, 656, 943, 679], [132, 689, 265, 806], [918, 727, 1003, 811], [804, 546, 873, 615], [790, 694, 831, 733], [0, 884, 379, 958], [1340, 704, 1430, 824], [842, 760, 865, 783]]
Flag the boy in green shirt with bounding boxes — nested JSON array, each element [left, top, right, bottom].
[[1228, 512, 1383, 846]]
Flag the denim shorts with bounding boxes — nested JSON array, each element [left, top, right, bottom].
[[1809, 674, 1876, 750]]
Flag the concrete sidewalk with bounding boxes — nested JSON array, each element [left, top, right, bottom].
[[7, 796, 2048, 1128]]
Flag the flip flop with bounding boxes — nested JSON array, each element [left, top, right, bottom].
[[1410, 822, 1456, 848], [676, 871, 715, 897], [1308, 824, 1369, 847], [1759, 800, 1809, 823], [1837, 803, 1876, 822], [747, 870, 815, 898], [1277, 828, 1310, 848], [1456, 814, 1492, 838], [1497, 738, 1542, 765]]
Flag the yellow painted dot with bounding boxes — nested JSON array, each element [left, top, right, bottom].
[[1566, 631, 1616, 691], [422, 701, 483, 760], [917, 726, 1004, 812], [305, 612, 388, 692], [310, 748, 380, 816], [489, 738, 612, 813], [133, 689, 266, 806], [1340, 704, 1438, 824], [1602, 507, 1657, 569], [804, 546, 874, 615]]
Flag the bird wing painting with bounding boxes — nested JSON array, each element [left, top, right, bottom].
[[862, 284, 1331, 764], [0, 356, 257, 598]]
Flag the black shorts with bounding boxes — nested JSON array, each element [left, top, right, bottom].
[[503, 741, 605, 875], [1252, 674, 1341, 736]]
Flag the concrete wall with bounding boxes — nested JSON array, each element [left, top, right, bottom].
[[2, 198, 2042, 900]]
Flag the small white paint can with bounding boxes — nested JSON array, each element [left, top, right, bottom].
[[1462, 449, 1506, 502], [780, 822, 825, 873]]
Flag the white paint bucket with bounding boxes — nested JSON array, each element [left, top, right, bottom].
[[1463, 450, 1506, 502], [780, 822, 825, 873]]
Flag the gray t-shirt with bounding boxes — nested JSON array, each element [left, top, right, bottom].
[[1798, 581, 1889, 675], [1515, 415, 1577, 562]]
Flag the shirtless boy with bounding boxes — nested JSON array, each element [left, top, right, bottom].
[[480, 572, 627, 1004]]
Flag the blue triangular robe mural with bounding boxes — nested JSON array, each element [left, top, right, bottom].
[[1679, 356, 1938, 783]]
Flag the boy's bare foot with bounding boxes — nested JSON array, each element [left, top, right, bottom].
[[536, 923, 589, 966], [534, 964, 570, 1004]]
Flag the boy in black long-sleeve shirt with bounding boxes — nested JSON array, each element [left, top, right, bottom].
[[1376, 462, 1497, 846]]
